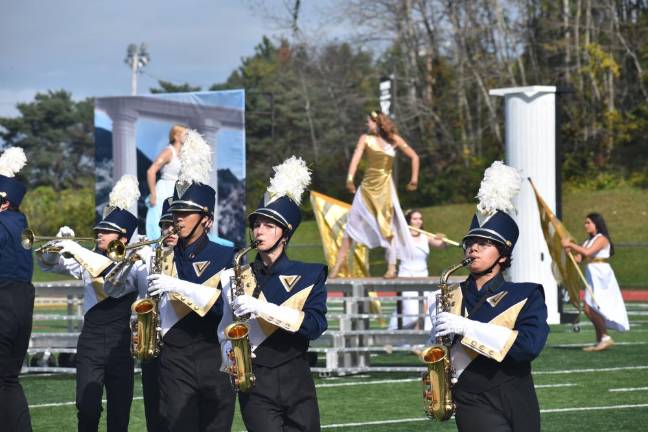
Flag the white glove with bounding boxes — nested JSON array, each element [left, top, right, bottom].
[[55, 239, 86, 256], [435, 312, 475, 338], [232, 295, 262, 317], [131, 245, 153, 270], [56, 226, 75, 238], [147, 273, 187, 297], [54, 239, 112, 277]]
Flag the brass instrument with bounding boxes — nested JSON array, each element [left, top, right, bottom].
[[421, 257, 472, 421], [224, 239, 260, 392], [130, 227, 179, 361], [21, 228, 94, 255], [107, 237, 171, 262]]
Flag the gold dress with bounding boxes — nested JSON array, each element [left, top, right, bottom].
[[346, 135, 414, 260]]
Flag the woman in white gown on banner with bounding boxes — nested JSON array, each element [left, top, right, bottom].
[[330, 111, 418, 278], [388, 209, 446, 330], [145, 124, 186, 238], [563, 212, 629, 351]]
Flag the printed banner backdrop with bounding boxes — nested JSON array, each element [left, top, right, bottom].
[[94, 90, 246, 246]]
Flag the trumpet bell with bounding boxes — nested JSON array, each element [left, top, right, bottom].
[[106, 240, 126, 262], [21, 229, 35, 250]]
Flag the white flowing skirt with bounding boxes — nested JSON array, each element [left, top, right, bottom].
[[585, 263, 630, 332], [145, 178, 176, 239], [346, 183, 415, 262], [387, 267, 434, 330]]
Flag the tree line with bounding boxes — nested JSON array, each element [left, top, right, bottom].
[[1, 0, 647, 227]]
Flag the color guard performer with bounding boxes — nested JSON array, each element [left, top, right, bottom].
[[0, 148, 33, 431], [219, 156, 328, 432], [146, 130, 236, 431], [38, 175, 142, 432], [429, 161, 549, 432]]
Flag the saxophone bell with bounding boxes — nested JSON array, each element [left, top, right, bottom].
[[421, 257, 472, 421]]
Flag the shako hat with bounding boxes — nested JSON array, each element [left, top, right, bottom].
[[170, 130, 216, 214], [248, 156, 311, 239], [0, 147, 28, 207], [463, 161, 522, 252], [158, 196, 174, 226], [94, 175, 140, 241]]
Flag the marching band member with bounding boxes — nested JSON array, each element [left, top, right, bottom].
[[429, 161, 549, 432], [38, 175, 142, 432], [219, 156, 328, 432], [0, 148, 33, 431], [139, 196, 176, 432], [146, 131, 236, 431]]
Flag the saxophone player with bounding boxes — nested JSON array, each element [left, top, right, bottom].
[[138, 196, 176, 432], [428, 161, 549, 432], [218, 157, 328, 432], [37, 175, 144, 432], [145, 130, 236, 431], [0, 148, 33, 431]]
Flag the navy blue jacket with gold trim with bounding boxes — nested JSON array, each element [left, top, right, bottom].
[[0, 210, 32, 282], [163, 237, 235, 347], [251, 253, 328, 368], [453, 273, 549, 393]]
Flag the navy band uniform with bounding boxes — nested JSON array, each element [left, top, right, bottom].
[[219, 156, 327, 432], [0, 148, 34, 432], [38, 175, 141, 432], [430, 162, 550, 432]]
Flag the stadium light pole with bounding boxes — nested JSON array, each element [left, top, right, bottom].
[[125, 43, 150, 96]]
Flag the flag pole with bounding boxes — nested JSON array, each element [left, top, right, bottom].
[[407, 226, 461, 247]]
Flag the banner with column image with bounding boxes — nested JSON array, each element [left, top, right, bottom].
[[94, 90, 246, 246]]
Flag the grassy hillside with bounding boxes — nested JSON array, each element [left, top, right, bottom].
[[290, 186, 648, 288]]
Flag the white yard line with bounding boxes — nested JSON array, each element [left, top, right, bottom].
[[318, 404, 648, 429], [550, 341, 648, 348], [318, 378, 419, 388], [609, 387, 648, 392], [30, 396, 143, 409], [536, 365, 648, 375]]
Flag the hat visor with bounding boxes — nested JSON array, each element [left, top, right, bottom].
[[462, 228, 510, 247], [170, 200, 210, 213], [158, 214, 174, 226], [93, 221, 126, 235], [248, 208, 290, 230]]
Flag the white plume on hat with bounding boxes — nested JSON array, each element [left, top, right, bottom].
[[178, 129, 212, 185], [475, 161, 522, 224], [0, 147, 27, 177], [266, 156, 311, 205], [108, 175, 140, 210]]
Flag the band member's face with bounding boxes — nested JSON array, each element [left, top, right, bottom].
[[409, 211, 423, 229], [366, 116, 377, 133], [252, 217, 284, 252], [173, 211, 207, 240], [95, 230, 122, 252], [463, 237, 505, 274], [160, 222, 178, 247], [584, 217, 597, 235]]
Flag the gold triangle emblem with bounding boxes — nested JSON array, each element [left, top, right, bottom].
[[487, 291, 508, 308], [176, 181, 191, 199], [192, 261, 211, 277], [279, 275, 301, 292]]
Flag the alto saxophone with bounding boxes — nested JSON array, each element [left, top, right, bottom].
[[224, 239, 260, 392], [421, 257, 472, 421], [131, 227, 178, 361]]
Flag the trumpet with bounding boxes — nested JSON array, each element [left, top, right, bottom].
[[106, 227, 179, 262], [21, 228, 94, 254]]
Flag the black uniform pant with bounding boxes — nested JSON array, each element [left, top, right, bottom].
[[239, 354, 320, 432], [141, 357, 163, 432], [0, 280, 34, 432], [454, 374, 541, 432], [159, 340, 235, 432], [76, 322, 134, 432]]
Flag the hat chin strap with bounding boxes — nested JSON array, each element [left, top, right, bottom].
[[180, 215, 206, 247]]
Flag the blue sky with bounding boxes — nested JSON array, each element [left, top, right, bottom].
[[0, 0, 344, 117]]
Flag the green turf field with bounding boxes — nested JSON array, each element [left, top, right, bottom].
[[24, 301, 648, 431]]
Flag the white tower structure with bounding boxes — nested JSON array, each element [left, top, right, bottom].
[[489, 86, 560, 324]]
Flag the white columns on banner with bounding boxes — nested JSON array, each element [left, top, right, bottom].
[[489, 86, 560, 324]]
